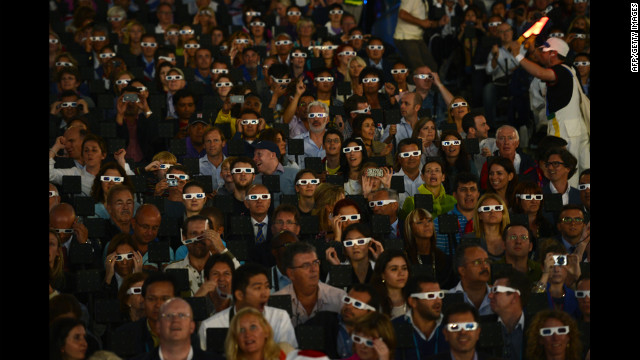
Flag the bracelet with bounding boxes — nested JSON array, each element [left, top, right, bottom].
[[145, 111, 152, 116], [515, 53, 525, 63]]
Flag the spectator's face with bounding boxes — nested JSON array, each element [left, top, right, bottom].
[[167, 71, 186, 92], [144, 281, 175, 321], [348, 31, 364, 49], [236, 314, 268, 354], [272, 211, 300, 235], [244, 186, 271, 218], [442, 135, 462, 159], [398, 144, 421, 172], [472, 115, 490, 139], [62, 325, 88, 360], [236, 274, 270, 311], [459, 247, 491, 283], [253, 149, 277, 174], [275, 36, 293, 56], [288, 252, 320, 289], [183, 185, 206, 213], [344, 141, 363, 170], [243, 96, 262, 114], [359, 118, 375, 142], [348, 59, 364, 79], [100, 169, 124, 201], [578, 174, 590, 209], [204, 130, 225, 157], [286, 7, 301, 24], [107, 190, 134, 224], [240, 113, 260, 138], [126, 280, 145, 319], [488, 163, 512, 192], [361, 74, 380, 95], [496, 128, 519, 157], [443, 311, 481, 353], [132, 210, 161, 245], [185, 219, 209, 258], [157, 300, 195, 343], [91, 30, 109, 52], [343, 229, 369, 262], [365, 40, 384, 61], [382, 256, 409, 290], [519, 190, 542, 214], [82, 140, 106, 168], [188, 122, 207, 145], [129, 24, 144, 43], [341, 289, 372, 323], [114, 243, 136, 277], [60, 94, 81, 120], [243, 50, 260, 69], [487, 17, 502, 37], [545, 154, 570, 182], [208, 261, 233, 295], [454, 181, 479, 212], [308, 105, 329, 133], [175, 96, 196, 120], [478, 198, 503, 226], [370, 191, 398, 218], [410, 215, 434, 239], [195, 49, 212, 70], [576, 279, 590, 318], [421, 162, 445, 189], [341, 16, 356, 33], [324, 133, 342, 156], [538, 317, 570, 357], [413, 66, 434, 91], [557, 209, 585, 238], [417, 120, 437, 142], [410, 282, 442, 320], [231, 161, 255, 189], [212, 30, 224, 45], [449, 98, 469, 120], [295, 172, 318, 198], [59, 73, 79, 91], [503, 225, 532, 258]]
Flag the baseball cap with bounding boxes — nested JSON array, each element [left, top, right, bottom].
[[539, 37, 569, 57], [253, 140, 280, 157], [189, 112, 209, 126]]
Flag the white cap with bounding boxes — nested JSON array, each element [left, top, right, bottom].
[[539, 37, 569, 57]]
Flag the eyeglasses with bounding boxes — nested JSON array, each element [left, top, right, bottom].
[[287, 11, 302, 16], [466, 258, 491, 266], [212, 69, 229, 74], [342, 296, 376, 311], [545, 161, 567, 168], [115, 253, 134, 261], [220, 46, 228, 51], [391, 68, 408, 74], [351, 334, 374, 347], [446, 322, 479, 332], [350, 35, 364, 40], [100, 175, 124, 182], [126, 286, 142, 295], [183, 193, 205, 200], [115, 79, 130, 85], [491, 285, 521, 295], [232, 167, 254, 174], [271, 77, 291, 84], [413, 74, 434, 80], [369, 199, 397, 207], [297, 179, 320, 185], [478, 205, 503, 212], [60, 102, 78, 108], [90, 36, 107, 41], [182, 234, 204, 245], [451, 102, 468, 108], [160, 312, 192, 320], [99, 53, 116, 59], [343, 146, 363, 153], [179, 29, 195, 35], [250, 21, 266, 27], [574, 61, 590, 67], [561, 217, 584, 224], [399, 150, 421, 158], [50, 38, 59, 44], [137, 86, 147, 92], [578, 183, 590, 191], [159, 164, 173, 170], [316, 77, 334, 82], [166, 174, 189, 180], [235, 39, 250, 44], [291, 52, 307, 58], [308, 112, 328, 119], [141, 42, 158, 47], [275, 220, 298, 226], [343, 237, 371, 247], [275, 40, 292, 46], [246, 11, 261, 16], [216, 82, 233, 87], [549, 32, 565, 38], [488, 21, 502, 27], [56, 61, 74, 67], [339, 51, 357, 56], [507, 234, 530, 242], [166, 75, 183, 81], [158, 56, 175, 63], [575, 290, 590, 298], [320, 45, 339, 50], [442, 140, 461, 146], [49, 191, 59, 197], [241, 119, 259, 125], [245, 194, 271, 200], [291, 259, 321, 270], [367, 45, 384, 50], [184, 43, 200, 49], [362, 77, 380, 83], [166, 30, 179, 36], [351, 106, 371, 114], [329, 9, 344, 15], [410, 291, 445, 300], [516, 194, 543, 200], [539, 326, 570, 336], [574, 34, 587, 39], [339, 214, 361, 222], [55, 228, 74, 234]]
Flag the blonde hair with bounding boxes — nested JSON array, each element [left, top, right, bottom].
[[49, 228, 64, 282], [312, 183, 346, 232], [152, 151, 178, 164], [225, 308, 281, 360], [346, 56, 366, 83], [123, 20, 145, 45], [473, 193, 510, 238], [446, 96, 469, 124]]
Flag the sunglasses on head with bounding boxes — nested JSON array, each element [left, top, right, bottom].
[[478, 205, 503, 212], [342, 296, 376, 311], [343, 237, 371, 247], [297, 179, 320, 185], [516, 194, 543, 200], [446, 322, 479, 332], [410, 291, 445, 300], [339, 214, 360, 222], [232, 168, 254, 174], [539, 326, 570, 336], [183, 193, 205, 200]]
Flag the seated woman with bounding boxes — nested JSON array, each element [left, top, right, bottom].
[[343, 312, 396, 360], [49, 229, 74, 297], [89, 161, 139, 220], [102, 233, 143, 298], [485, 156, 518, 210], [117, 272, 149, 324], [370, 249, 411, 319], [401, 157, 457, 220], [525, 309, 583, 360], [224, 307, 295, 360], [464, 193, 511, 261], [330, 198, 365, 243], [325, 223, 384, 286], [341, 137, 369, 195], [438, 130, 477, 194], [294, 169, 320, 216], [445, 96, 470, 136], [511, 181, 557, 244], [411, 117, 440, 165], [351, 113, 394, 166], [312, 183, 346, 242]]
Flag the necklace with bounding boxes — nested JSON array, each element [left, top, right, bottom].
[[417, 253, 437, 279]]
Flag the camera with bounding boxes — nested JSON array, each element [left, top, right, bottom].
[[123, 93, 139, 103], [366, 168, 383, 177], [230, 95, 245, 104], [167, 179, 178, 187], [553, 255, 566, 266]]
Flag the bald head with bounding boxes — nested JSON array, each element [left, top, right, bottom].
[[49, 203, 76, 226], [132, 204, 162, 245], [135, 203, 162, 221]]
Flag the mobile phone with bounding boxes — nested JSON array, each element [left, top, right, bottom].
[[366, 168, 383, 177], [168, 179, 178, 187], [123, 93, 139, 103], [230, 95, 244, 104]]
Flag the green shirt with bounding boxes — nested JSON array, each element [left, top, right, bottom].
[[401, 183, 457, 220]]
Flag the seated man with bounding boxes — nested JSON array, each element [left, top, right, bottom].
[[391, 138, 426, 208], [449, 242, 494, 316], [197, 263, 298, 351], [252, 140, 298, 207], [274, 241, 347, 326], [50, 202, 101, 271], [493, 224, 542, 286], [268, 229, 300, 293], [542, 147, 581, 206], [393, 275, 449, 360]]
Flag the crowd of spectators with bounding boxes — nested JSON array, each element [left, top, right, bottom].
[[49, 0, 590, 359]]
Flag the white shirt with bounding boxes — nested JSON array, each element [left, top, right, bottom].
[[158, 345, 194, 360], [251, 215, 269, 241], [549, 181, 571, 205], [164, 256, 206, 296], [394, 0, 428, 40], [274, 282, 347, 327], [449, 282, 494, 316], [198, 305, 298, 350]]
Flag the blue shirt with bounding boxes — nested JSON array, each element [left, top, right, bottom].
[[449, 282, 495, 316], [421, 89, 448, 126], [381, 117, 414, 144], [184, 137, 207, 160], [289, 132, 326, 169], [434, 205, 470, 255], [198, 154, 226, 191]]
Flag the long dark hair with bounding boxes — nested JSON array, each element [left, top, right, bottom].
[[339, 137, 369, 182], [370, 249, 411, 316]]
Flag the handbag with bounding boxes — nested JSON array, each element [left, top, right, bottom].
[[561, 64, 590, 137]]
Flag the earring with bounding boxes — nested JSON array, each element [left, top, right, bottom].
[[382, 279, 385, 283]]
